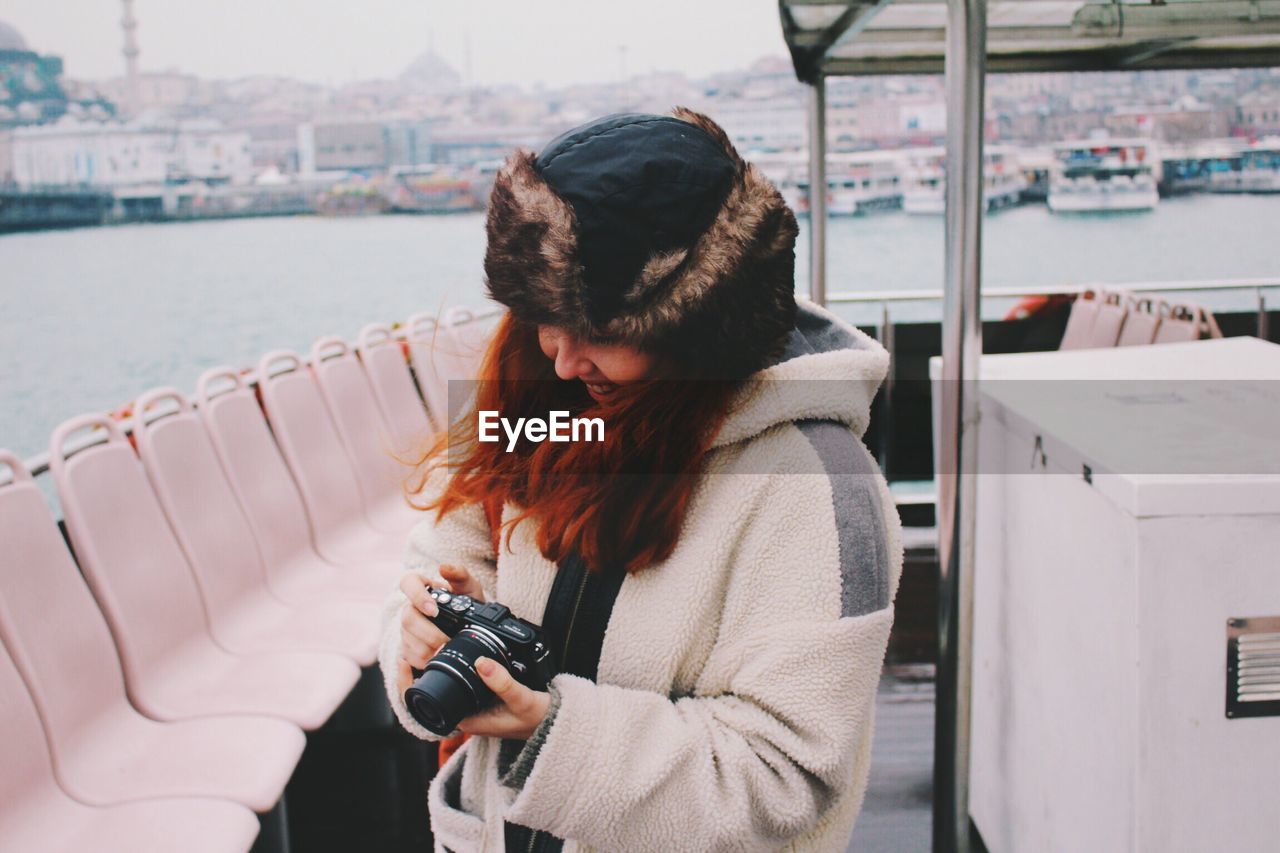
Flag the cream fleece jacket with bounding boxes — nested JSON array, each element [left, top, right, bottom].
[[379, 299, 904, 852]]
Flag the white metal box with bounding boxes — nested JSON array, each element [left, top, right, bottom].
[[940, 337, 1280, 853]]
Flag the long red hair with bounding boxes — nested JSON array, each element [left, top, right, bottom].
[[405, 314, 742, 573]]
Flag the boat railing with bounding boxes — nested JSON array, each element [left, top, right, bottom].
[[836, 276, 1276, 510], [828, 275, 1279, 307], [835, 277, 1275, 353]]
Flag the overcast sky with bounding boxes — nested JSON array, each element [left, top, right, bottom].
[[6, 0, 790, 87]]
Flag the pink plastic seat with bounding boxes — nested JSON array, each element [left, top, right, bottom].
[[405, 308, 497, 433], [1088, 290, 1127, 347], [0, 640, 259, 853], [49, 414, 359, 731], [130, 389, 379, 666], [254, 351, 408, 565], [405, 313, 449, 432], [0, 450, 303, 813], [1059, 290, 1099, 350], [309, 336, 418, 534], [1116, 296, 1162, 346], [440, 307, 499, 368], [356, 323, 435, 458], [196, 368, 402, 600]]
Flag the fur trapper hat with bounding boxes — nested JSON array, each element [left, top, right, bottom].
[[483, 108, 799, 378]]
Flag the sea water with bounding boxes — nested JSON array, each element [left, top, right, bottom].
[[3, 193, 1278, 463]]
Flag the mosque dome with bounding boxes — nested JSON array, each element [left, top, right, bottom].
[[0, 21, 30, 52], [399, 50, 462, 92]]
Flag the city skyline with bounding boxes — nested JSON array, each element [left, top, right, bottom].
[[5, 0, 790, 89]]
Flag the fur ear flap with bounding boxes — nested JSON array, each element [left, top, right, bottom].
[[483, 149, 589, 329], [672, 107, 747, 175]]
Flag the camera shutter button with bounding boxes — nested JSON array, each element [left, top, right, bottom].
[[436, 593, 451, 604]]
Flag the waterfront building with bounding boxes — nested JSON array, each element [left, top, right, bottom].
[[712, 95, 806, 152], [230, 114, 304, 173], [306, 121, 389, 172], [168, 120, 253, 184], [398, 50, 463, 95], [10, 118, 251, 188], [383, 118, 446, 169], [426, 123, 543, 166], [1235, 87, 1280, 138], [13, 121, 168, 186], [1104, 99, 1233, 143], [93, 71, 214, 118], [847, 94, 947, 147], [0, 20, 114, 129]]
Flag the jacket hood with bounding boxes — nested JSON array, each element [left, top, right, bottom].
[[711, 299, 889, 449]]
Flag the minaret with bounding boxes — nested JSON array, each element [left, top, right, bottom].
[[121, 0, 140, 116]]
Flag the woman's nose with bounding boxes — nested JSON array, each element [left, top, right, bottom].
[[552, 337, 594, 381]]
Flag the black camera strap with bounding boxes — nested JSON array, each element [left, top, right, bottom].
[[538, 552, 628, 682], [503, 552, 627, 853]]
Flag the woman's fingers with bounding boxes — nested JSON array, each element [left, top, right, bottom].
[[401, 632, 434, 668], [454, 657, 550, 739], [397, 566, 487, 675], [475, 657, 533, 714], [401, 606, 447, 650], [398, 572, 440, 616], [396, 657, 413, 694], [439, 563, 485, 601]]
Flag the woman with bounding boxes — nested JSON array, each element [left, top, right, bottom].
[[380, 108, 902, 852]]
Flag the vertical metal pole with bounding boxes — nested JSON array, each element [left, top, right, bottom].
[[878, 302, 896, 472], [808, 74, 828, 307], [1258, 289, 1269, 340], [934, 2, 986, 853]]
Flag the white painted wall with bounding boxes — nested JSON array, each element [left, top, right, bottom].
[[958, 339, 1280, 852], [12, 121, 253, 187], [13, 124, 169, 187], [172, 129, 253, 183]]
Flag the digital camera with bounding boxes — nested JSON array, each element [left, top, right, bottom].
[[403, 587, 555, 736]]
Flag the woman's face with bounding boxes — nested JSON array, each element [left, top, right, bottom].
[[537, 325, 657, 402]]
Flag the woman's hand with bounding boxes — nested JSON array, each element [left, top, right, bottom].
[[394, 563, 550, 739], [456, 657, 551, 740], [394, 655, 550, 738], [397, 563, 486, 677]]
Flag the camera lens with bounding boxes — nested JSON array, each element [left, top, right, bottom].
[[405, 668, 472, 735], [403, 629, 505, 735]]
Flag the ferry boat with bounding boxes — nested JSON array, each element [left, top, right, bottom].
[[901, 146, 1026, 215], [795, 150, 903, 216], [385, 167, 479, 214], [1158, 138, 1236, 195], [4, 2, 1280, 853], [1206, 136, 1280, 194], [1047, 138, 1160, 213], [315, 177, 390, 216]]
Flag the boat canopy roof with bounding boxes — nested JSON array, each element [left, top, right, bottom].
[[779, 0, 1280, 80]]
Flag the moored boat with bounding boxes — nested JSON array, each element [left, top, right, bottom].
[[1048, 138, 1160, 213], [1206, 136, 1280, 194], [795, 150, 903, 216], [901, 146, 1025, 215]]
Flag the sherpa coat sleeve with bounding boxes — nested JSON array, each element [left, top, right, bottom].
[[377, 465, 499, 741], [500, 464, 898, 851]]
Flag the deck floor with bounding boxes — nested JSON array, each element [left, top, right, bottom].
[[848, 664, 937, 853]]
